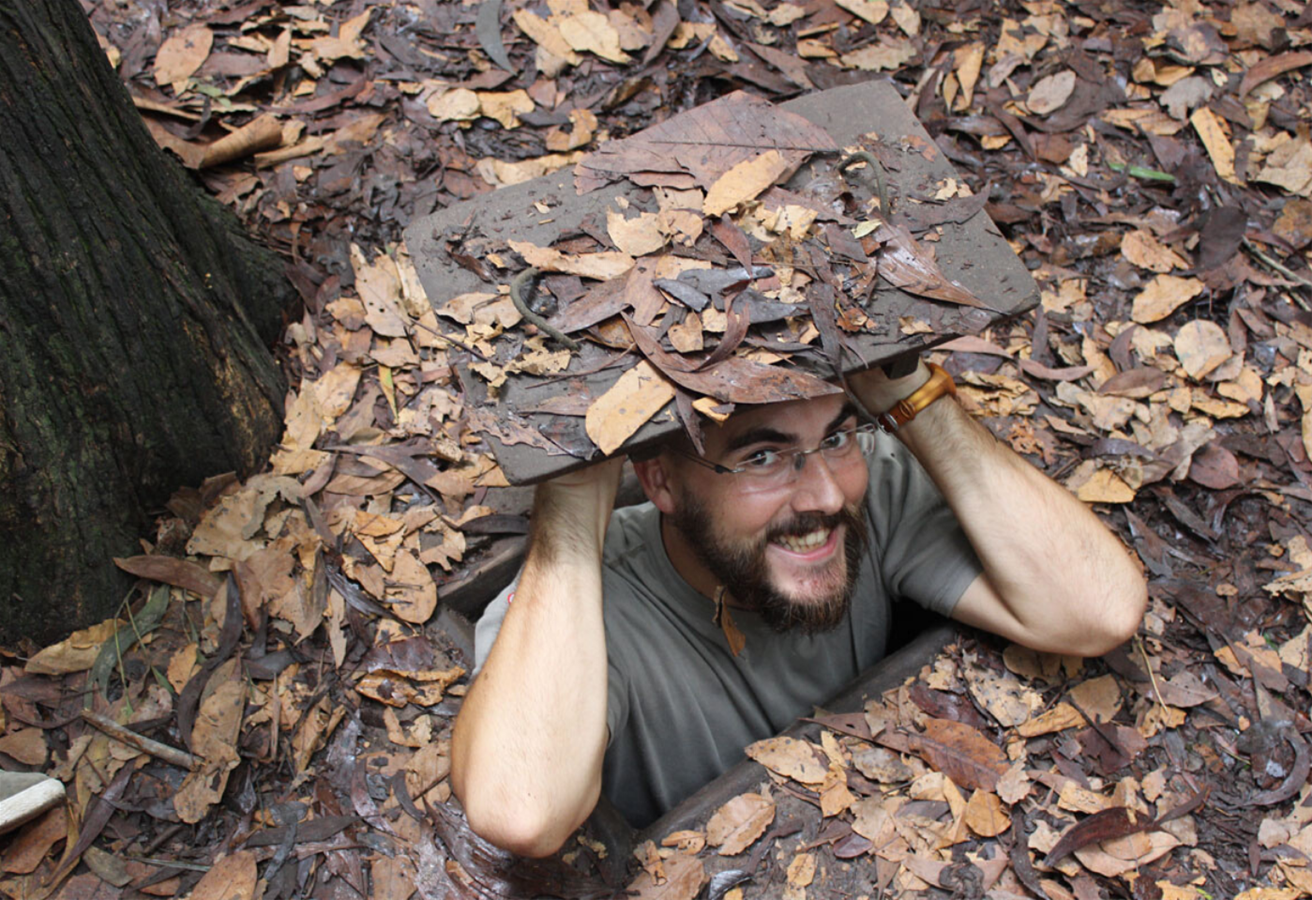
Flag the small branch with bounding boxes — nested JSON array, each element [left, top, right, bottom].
[[1242, 237, 1312, 311], [80, 709, 197, 770]]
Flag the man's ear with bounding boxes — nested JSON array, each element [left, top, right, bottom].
[[631, 455, 679, 515]]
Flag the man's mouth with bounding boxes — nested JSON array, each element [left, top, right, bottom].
[[772, 526, 837, 555]]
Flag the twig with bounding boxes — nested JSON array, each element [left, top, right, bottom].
[[409, 316, 491, 362], [125, 855, 212, 873], [1135, 635, 1168, 713], [80, 709, 197, 770], [1242, 237, 1312, 310], [509, 267, 580, 351]]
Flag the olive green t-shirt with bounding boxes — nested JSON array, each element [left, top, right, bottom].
[[473, 432, 981, 828]]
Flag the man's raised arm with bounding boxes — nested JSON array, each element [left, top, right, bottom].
[[450, 458, 623, 857], [851, 360, 1147, 658]]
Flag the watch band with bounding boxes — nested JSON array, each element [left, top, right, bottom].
[[875, 362, 957, 432]]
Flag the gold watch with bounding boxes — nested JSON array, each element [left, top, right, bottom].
[[875, 363, 957, 432]]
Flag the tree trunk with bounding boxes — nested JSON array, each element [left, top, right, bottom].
[[0, 0, 292, 646]]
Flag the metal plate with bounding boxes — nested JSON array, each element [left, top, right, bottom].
[[405, 81, 1038, 485]]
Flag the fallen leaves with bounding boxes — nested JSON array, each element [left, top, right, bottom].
[[705, 792, 775, 855], [585, 360, 676, 454]]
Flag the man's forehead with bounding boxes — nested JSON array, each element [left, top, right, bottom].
[[708, 393, 853, 444]]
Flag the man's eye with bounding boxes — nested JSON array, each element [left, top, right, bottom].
[[741, 449, 783, 469], [821, 431, 850, 452]]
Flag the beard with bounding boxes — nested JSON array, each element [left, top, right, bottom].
[[668, 495, 869, 635]]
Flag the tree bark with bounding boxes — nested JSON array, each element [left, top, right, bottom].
[[0, 0, 292, 646]]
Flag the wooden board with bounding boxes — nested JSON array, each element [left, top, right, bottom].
[[404, 81, 1038, 485]]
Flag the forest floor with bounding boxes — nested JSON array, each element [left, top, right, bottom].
[[2, 0, 1311, 897]]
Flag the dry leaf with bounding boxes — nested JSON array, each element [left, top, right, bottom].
[[1131, 274, 1205, 323], [910, 718, 1010, 792], [1028, 70, 1076, 115], [154, 24, 212, 88], [513, 10, 581, 65], [745, 736, 828, 784], [0, 729, 46, 766], [478, 90, 535, 129], [1175, 320, 1232, 380], [786, 853, 817, 887], [608, 209, 668, 256], [189, 850, 257, 900], [840, 37, 916, 71], [585, 360, 677, 455], [703, 151, 791, 217], [964, 789, 1011, 837], [2, 807, 66, 875], [1191, 107, 1239, 184], [1067, 462, 1136, 503], [626, 851, 705, 899], [1121, 230, 1189, 273], [706, 792, 775, 855], [963, 656, 1037, 727], [509, 240, 635, 280], [386, 550, 438, 624], [835, 0, 888, 24], [558, 11, 631, 63], [25, 619, 123, 676]]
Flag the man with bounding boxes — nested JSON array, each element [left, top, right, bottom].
[[451, 358, 1147, 857]]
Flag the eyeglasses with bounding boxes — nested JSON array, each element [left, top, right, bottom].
[[676, 424, 877, 491]]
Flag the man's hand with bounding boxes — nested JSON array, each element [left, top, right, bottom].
[[851, 358, 1146, 658], [450, 457, 623, 857], [848, 358, 932, 414]]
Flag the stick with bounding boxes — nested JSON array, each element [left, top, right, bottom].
[[80, 709, 197, 770], [1242, 237, 1312, 311]]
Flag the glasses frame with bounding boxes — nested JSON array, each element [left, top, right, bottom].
[[674, 422, 880, 479]]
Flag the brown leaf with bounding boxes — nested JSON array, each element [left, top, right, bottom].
[[1240, 49, 1312, 97], [626, 852, 705, 898], [705, 792, 776, 855], [964, 789, 1011, 837], [1188, 441, 1241, 490], [1027, 70, 1076, 115], [154, 24, 212, 87], [574, 91, 836, 194], [627, 315, 840, 405], [1045, 807, 1150, 866], [1131, 274, 1205, 323], [25, 619, 122, 676], [190, 850, 258, 900], [745, 736, 828, 784], [1121, 230, 1189, 273], [386, 550, 437, 624], [607, 209, 667, 257], [114, 555, 222, 599], [585, 360, 677, 454], [2, 807, 66, 874], [908, 718, 1010, 792], [702, 151, 791, 217], [509, 241, 635, 280], [1174, 320, 1232, 380], [197, 114, 283, 169], [872, 224, 994, 309], [0, 728, 47, 766]]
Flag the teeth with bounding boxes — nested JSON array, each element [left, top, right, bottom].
[[775, 528, 831, 552]]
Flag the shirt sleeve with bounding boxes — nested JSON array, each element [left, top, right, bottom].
[[865, 433, 983, 617]]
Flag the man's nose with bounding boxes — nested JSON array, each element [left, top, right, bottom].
[[789, 452, 846, 514]]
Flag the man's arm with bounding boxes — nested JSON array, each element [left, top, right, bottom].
[[851, 361, 1146, 657], [450, 458, 623, 857]]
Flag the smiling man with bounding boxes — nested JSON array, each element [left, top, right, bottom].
[[450, 358, 1147, 857]]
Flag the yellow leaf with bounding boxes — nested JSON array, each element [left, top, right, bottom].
[[955, 43, 985, 109], [512, 11, 582, 64], [1121, 230, 1189, 273], [703, 150, 790, 217], [1067, 461, 1136, 504], [557, 10, 631, 63], [607, 209, 668, 257], [509, 240, 635, 280], [834, 0, 888, 24], [706, 792, 775, 855], [428, 87, 481, 122], [585, 361, 676, 455], [1174, 320, 1232, 380], [1131, 274, 1205, 323], [1191, 107, 1240, 184], [478, 90, 535, 129], [964, 789, 1010, 837], [154, 24, 212, 89]]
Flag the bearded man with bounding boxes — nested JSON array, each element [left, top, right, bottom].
[[450, 359, 1147, 857]]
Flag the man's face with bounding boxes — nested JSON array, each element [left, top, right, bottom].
[[664, 394, 871, 633]]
